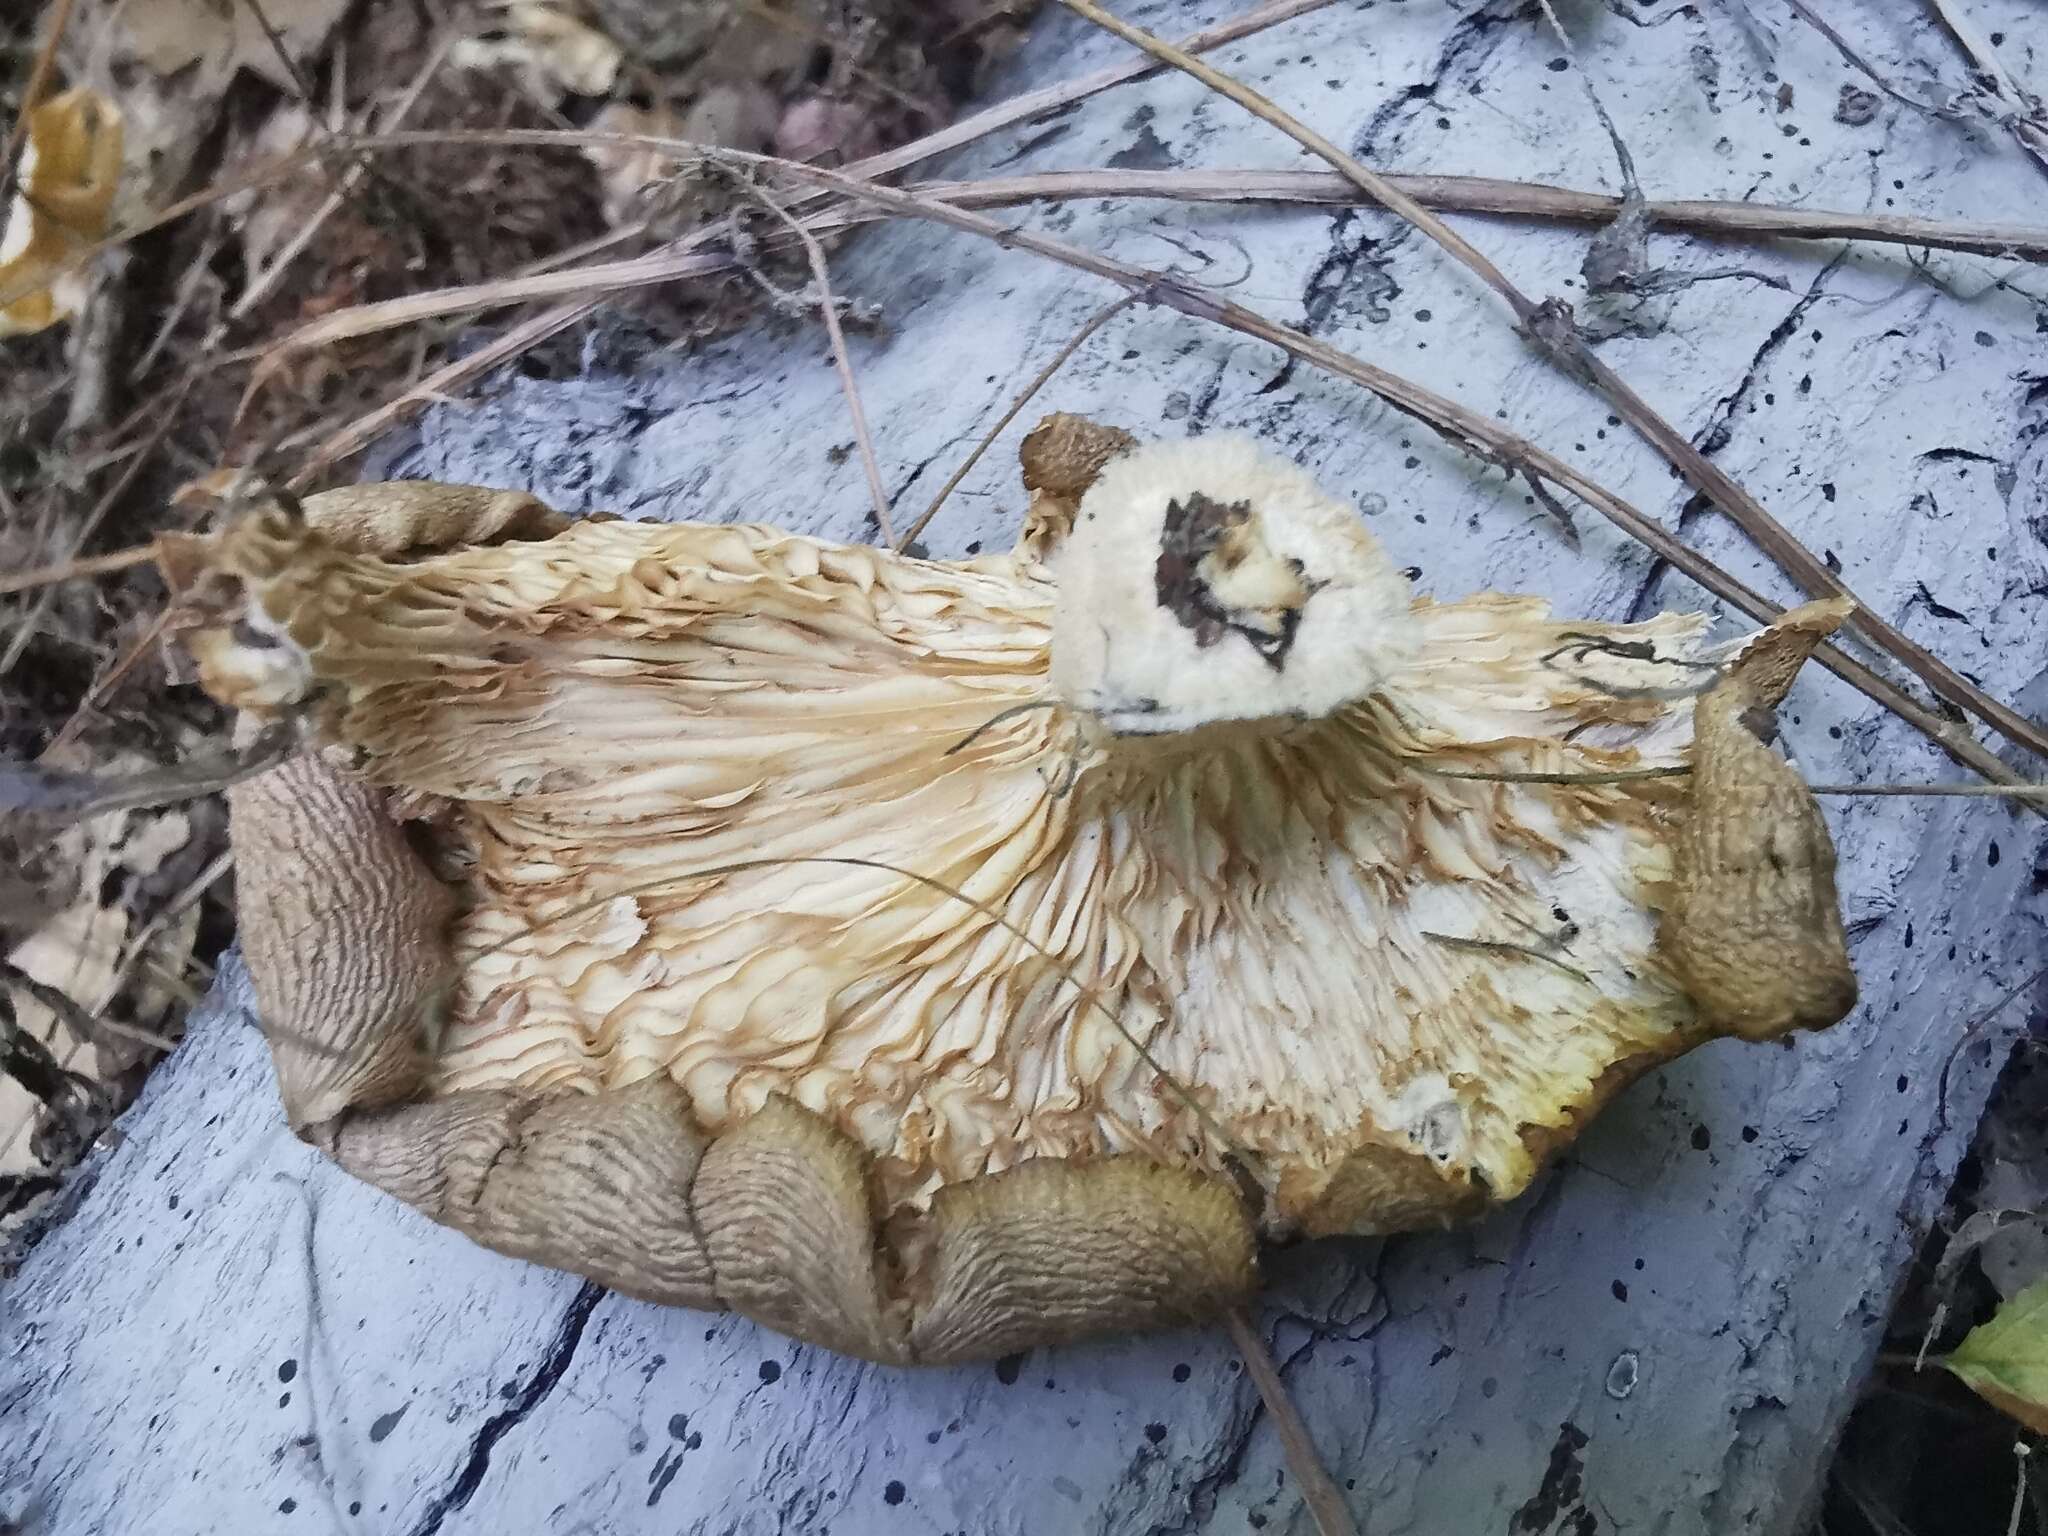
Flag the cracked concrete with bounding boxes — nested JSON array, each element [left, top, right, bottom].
[[5, 0, 2048, 1531]]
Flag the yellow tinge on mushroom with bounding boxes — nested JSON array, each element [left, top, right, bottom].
[[177, 420, 1856, 1362]]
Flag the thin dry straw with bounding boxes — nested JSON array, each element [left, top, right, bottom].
[[1421, 931, 1593, 985], [744, 183, 898, 544], [243, 144, 2048, 367], [1935, 964, 2048, 1135], [1223, 1308, 1362, 1536], [895, 293, 1139, 552], [907, 167, 2048, 262], [0, 543, 161, 597]]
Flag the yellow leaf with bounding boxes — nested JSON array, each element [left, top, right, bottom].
[[0, 87, 124, 338], [1944, 1276, 2048, 1434]]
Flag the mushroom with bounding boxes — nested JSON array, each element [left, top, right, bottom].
[[174, 420, 1856, 1363]]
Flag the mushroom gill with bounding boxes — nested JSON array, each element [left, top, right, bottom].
[[184, 427, 1855, 1267]]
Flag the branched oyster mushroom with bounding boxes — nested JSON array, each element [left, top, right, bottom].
[[174, 420, 1857, 1363]]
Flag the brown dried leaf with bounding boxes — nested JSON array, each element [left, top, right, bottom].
[[3, 781, 197, 1120]]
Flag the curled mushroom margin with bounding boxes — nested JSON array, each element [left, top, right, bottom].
[[211, 444, 1854, 1366]]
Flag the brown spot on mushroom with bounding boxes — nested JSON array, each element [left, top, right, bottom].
[[1153, 491, 1313, 670]]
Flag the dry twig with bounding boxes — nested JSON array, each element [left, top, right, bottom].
[[44, 603, 181, 757], [1811, 782, 2048, 799], [843, 0, 1337, 186], [26, 141, 2048, 336], [260, 132, 2048, 380], [1224, 1309, 1360, 1536], [1, 963, 179, 1057], [228, 30, 454, 324], [732, 0, 945, 121], [104, 849, 234, 1013], [1422, 764, 2048, 799], [236, 0, 320, 104], [1779, 0, 1961, 123], [0, 543, 161, 598], [0, 983, 109, 1168], [129, 225, 225, 383], [290, 299, 600, 486], [1936, 966, 2048, 1134], [908, 167, 2048, 262], [1, 374, 197, 677]]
